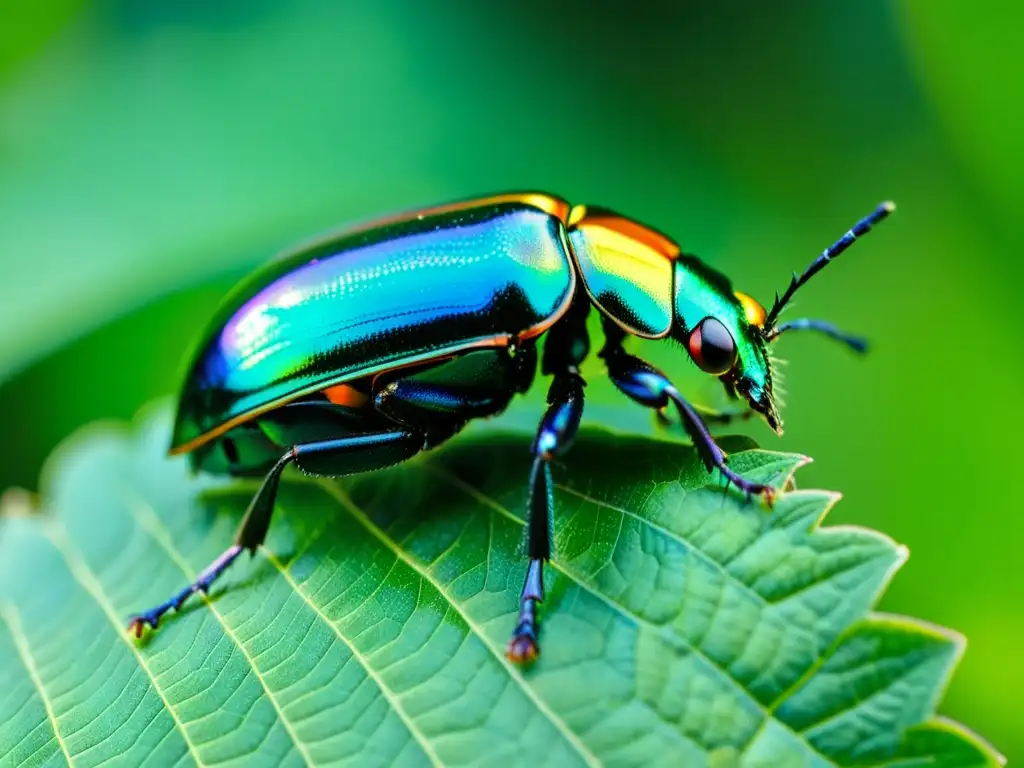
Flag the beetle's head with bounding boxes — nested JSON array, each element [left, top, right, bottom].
[[671, 201, 895, 434], [671, 256, 781, 432]]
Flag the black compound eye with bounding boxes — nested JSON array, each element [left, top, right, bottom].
[[687, 316, 737, 375]]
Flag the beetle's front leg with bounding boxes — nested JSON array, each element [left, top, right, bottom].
[[506, 370, 585, 663], [127, 428, 424, 637], [657, 401, 754, 430], [600, 342, 774, 505]]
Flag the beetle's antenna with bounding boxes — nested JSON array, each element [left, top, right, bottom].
[[766, 318, 868, 353], [765, 201, 895, 328]]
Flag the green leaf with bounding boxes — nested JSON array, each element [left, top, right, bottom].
[[0, 407, 1001, 767]]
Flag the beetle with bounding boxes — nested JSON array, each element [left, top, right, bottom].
[[128, 192, 894, 662]]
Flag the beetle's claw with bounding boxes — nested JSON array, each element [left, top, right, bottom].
[[741, 482, 776, 510], [756, 484, 777, 509], [720, 464, 777, 509], [654, 407, 672, 427], [506, 627, 539, 665], [127, 613, 158, 638]]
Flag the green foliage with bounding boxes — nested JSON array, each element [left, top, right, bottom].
[[900, 0, 1024, 233], [0, 2, 726, 380], [0, 2, 1020, 762], [0, 408, 1000, 767]]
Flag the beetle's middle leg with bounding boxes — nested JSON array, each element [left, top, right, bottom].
[[505, 369, 585, 662], [127, 415, 425, 637], [502, 294, 591, 662], [367, 342, 586, 662]]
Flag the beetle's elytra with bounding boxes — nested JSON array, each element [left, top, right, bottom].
[[129, 191, 894, 662]]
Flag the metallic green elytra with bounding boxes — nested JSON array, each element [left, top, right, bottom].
[[133, 190, 894, 664], [171, 196, 576, 453]]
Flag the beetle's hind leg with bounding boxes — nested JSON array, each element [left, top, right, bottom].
[[128, 349, 537, 639], [127, 423, 425, 637]]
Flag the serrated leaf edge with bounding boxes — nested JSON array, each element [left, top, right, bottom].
[[426, 463, 845, 765], [20, 404, 1004, 767]]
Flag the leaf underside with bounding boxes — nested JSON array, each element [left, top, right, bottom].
[[0, 408, 1001, 768]]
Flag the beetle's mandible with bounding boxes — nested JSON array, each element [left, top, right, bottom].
[[128, 191, 894, 662]]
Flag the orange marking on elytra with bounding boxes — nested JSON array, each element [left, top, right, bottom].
[[323, 384, 369, 408]]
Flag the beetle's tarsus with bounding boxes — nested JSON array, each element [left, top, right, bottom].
[[506, 618, 540, 664], [128, 616, 150, 638], [718, 463, 775, 508], [507, 560, 542, 664], [127, 544, 245, 638], [127, 605, 168, 638]]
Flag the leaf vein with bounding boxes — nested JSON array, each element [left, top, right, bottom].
[[72, 665, 149, 764], [432, 466, 839, 765], [60, 642, 141, 743], [556, 483, 799, 615], [258, 536, 445, 768], [39, 521, 206, 767], [50, 615, 122, 727], [0, 602, 74, 767], [125, 497, 313, 767], [314, 479, 603, 768]]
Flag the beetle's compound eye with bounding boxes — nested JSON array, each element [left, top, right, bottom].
[[687, 317, 737, 375]]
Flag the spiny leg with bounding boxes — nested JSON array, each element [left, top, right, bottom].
[[127, 428, 424, 637], [599, 333, 774, 505]]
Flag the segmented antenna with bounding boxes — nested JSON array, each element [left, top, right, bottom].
[[765, 201, 895, 328], [767, 318, 868, 353]]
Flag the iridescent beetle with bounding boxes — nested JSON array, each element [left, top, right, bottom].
[[129, 192, 894, 661]]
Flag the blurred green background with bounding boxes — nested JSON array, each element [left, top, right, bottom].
[[1, 0, 1020, 761]]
